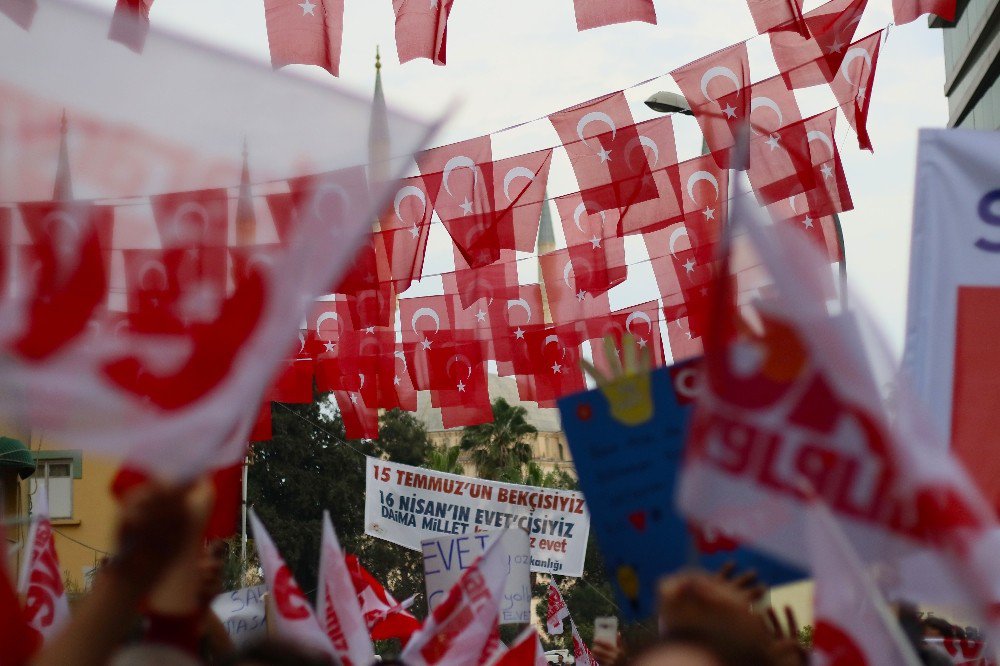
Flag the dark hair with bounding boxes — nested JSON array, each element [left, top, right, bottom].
[[923, 616, 956, 639], [222, 639, 338, 666], [629, 631, 777, 666]]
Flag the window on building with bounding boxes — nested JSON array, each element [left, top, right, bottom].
[[558, 442, 564, 461], [33, 461, 73, 519]]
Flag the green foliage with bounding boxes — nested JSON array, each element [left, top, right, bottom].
[[798, 624, 814, 650], [425, 445, 463, 475], [460, 398, 536, 481]]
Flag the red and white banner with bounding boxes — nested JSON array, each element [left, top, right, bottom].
[[316, 511, 377, 666], [487, 626, 548, 666], [904, 129, 1000, 514], [250, 511, 336, 658], [400, 536, 510, 666], [345, 554, 422, 642], [572, 620, 599, 666], [18, 490, 70, 644], [546, 582, 569, 634]]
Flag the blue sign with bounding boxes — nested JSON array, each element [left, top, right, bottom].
[[558, 360, 804, 620]]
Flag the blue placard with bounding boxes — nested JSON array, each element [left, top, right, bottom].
[[558, 360, 805, 620]]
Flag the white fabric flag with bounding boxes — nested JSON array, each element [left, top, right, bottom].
[[546, 581, 570, 634], [677, 170, 1000, 630], [401, 534, 510, 666], [486, 626, 548, 666], [572, 620, 599, 666], [316, 511, 377, 666], [18, 489, 70, 642], [249, 511, 334, 658], [809, 502, 922, 666]]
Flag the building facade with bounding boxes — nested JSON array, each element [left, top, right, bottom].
[[936, 0, 1000, 128]]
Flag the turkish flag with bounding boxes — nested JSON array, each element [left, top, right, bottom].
[[491, 148, 554, 252], [150, 188, 229, 288], [747, 115, 817, 206], [538, 248, 613, 326], [549, 92, 659, 214], [108, 0, 154, 54], [443, 260, 519, 312], [572, 0, 656, 30], [748, 73, 803, 134], [376, 343, 418, 412], [678, 154, 729, 264], [18, 491, 71, 645], [799, 109, 853, 216], [524, 325, 586, 402], [893, 0, 955, 24], [828, 30, 883, 152], [488, 626, 547, 666], [671, 42, 751, 168], [379, 175, 435, 291], [393, 0, 455, 66], [613, 116, 684, 236], [770, 0, 869, 89], [585, 300, 665, 375], [14, 203, 114, 361], [264, 0, 345, 76], [767, 197, 843, 264], [345, 555, 421, 642], [663, 307, 705, 363], [317, 514, 377, 666], [0, 0, 35, 29], [746, 0, 806, 34], [250, 511, 336, 657], [554, 192, 627, 296]]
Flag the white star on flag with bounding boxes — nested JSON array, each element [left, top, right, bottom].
[[299, 0, 317, 16], [765, 134, 781, 151], [408, 224, 420, 239], [703, 206, 715, 220], [820, 163, 834, 180], [576, 289, 588, 301], [551, 362, 563, 374], [514, 327, 525, 340], [350, 392, 359, 404], [722, 104, 737, 119], [475, 309, 487, 322], [363, 326, 375, 334], [324, 341, 336, 352], [456, 380, 466, 392], [684, 258, 696, 274], [597, 148, 612, 163], [393, 375, 402, 386], [637, 337, 648, 348], [420, 338, 432, 350], [589, 236, 602, 249], [802, 216, 814, 228], [459, 197, 474, 215]]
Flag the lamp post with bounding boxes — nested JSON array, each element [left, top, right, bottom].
[[644, 90, 848, 306]]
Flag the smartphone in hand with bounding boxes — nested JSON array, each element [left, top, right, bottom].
[[593, 616, 618, 646]]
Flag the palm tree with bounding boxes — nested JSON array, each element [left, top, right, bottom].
[[425, 445, 464, 475], [460, 398, 537, 481]]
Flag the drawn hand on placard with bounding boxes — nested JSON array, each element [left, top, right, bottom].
[[580, 333, 654, 426]]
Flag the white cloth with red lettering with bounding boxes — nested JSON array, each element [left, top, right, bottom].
[[18, 490, 70, 643], [546, 581, 570, 634]]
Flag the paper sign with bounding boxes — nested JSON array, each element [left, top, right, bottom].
[[365, 457, 590, 577], [422, 530, 531, 624], [211, 584, 267, 647], [558, 360, 804, 620]]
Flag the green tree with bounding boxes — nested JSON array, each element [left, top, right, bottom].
[[425, 445, 463, 474], [460, 398, 536, 481]]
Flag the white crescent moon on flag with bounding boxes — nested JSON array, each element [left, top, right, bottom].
[[674, 366, 701, 399], [542, 334, 568, 358], [312, 182, 350, 223], [789, 195, 799, 213], [298, 331, 306, 353], [316, 311, 339, 337], [625, 310, 653, 334], [806, 130, 835, 157], [503, 166, 536, 202], [394, 185, 427, 224], [625, 135, 660, 171], [506, 298, 533, 323], [563, 260, 575, 288], [138, 260, 167, 290], [686, 171, 720, 203], [359, 373, 366, 389], [699, 66, 741, 100], [442, 155, 478, 197], [669, 226, 690, 256], [169, 201, 209, 243], [576, 111, 617, 146], [394, 349, 408, 372], [446, 354, 473, 380], [410, 307, 441, 333], [839, 48, 872, 84], [573, 202, 607, 234], [749, 96, 784, 134]]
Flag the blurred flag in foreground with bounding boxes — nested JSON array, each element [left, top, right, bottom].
[[0, 0, 436, 479]]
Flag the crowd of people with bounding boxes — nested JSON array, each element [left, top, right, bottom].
[[14, 478, 987, 666]]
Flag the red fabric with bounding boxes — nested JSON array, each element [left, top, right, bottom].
[[14, 204, 114, 361], [490, 148, 554, 253], [344, 555, 421, 643], [554, 192, 627, 297], [828, 30, 883, 151], [549, 92, 659, 214], [677, 154, 729, 264], [613, 116, 684, 236], [0, 524, 41, 665], [108, 0, 153, 54], [671, 42, 751, 168], [392, 0, 455, 66], [379, 175, 435, 292], [0, 0, 36, 30], [572, 0, 656, 30], [801, 109, 853, 217], [893, 0, 955, 24], [746, 0, 806, 34], [585, 300, 665, 374], [769, 0, 869, 89], [250, 401, 273, 442], [523, 326, 586, 402], [747, 115, 817, 206], [263, 0, 344, 76], [538, 248, 613, 326]]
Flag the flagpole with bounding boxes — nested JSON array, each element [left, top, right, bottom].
[[241, 453, 249, 576]]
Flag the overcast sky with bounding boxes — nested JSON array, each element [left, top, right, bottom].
[[76, 0, 949, 356]]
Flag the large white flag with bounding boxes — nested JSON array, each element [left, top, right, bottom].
[[808, 502, 922, 666], [316, 511, 376, 666], [904, 129, 1000, 507], [249, 511, 334, 659], [401, 534, 510, 666], [678, 170, 1000, 628], [18, 489, 70, 643]]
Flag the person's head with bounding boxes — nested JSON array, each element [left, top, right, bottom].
[[923, 616, 955, 639], [222, 639, 336, 666], [630, 640, 723, 666], [628, 634, 777, 666]]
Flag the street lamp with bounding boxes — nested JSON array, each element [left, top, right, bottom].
[[644, 91, 694, 116]]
